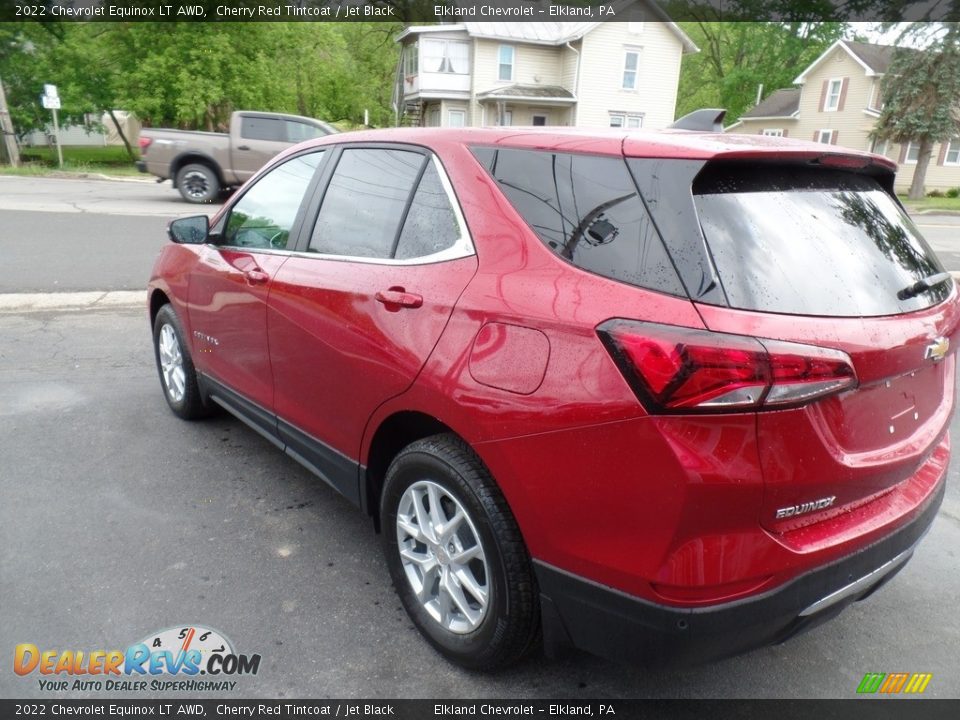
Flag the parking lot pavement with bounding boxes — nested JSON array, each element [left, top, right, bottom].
[[2, 306, 959, 699]]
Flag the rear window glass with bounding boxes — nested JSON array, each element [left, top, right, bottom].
[[240, 116, 284, 142], [472, 147, 683, 296], [694, 166, 951, 316]]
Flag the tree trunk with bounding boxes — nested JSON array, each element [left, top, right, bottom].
[[908, 137, 934, 200], [0, 76, 21, 167], [107, 109, 135, 162]]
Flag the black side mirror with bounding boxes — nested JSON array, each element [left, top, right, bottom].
[[168, 215, 209, 244]]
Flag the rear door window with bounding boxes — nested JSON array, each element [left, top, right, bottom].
[[240, 116, 285, 142], [693, 165, 950, 316], [309, 148, 424, 259], [473, 147, 683, 296], [307, 148, 466, 262]]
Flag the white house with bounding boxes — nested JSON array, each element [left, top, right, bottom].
[[393, 1, 697, 129]]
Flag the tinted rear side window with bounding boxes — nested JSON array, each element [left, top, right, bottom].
[[694, 165, 950, 316], [240, 116, 285, 142], [309, 148, 425, 258], [395, 161, 461, 260], [473, 147, 683, 296]]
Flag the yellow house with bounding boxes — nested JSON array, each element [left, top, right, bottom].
[[393, 1, 697, 130], [728, 39, 960, 193]]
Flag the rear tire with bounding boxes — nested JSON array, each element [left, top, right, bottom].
[[381, 434, 540, 670], [176, 163, 220, 204], [152, 304, 208, 420]]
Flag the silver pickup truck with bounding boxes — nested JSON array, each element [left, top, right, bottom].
[[137, 111, 338, 203]]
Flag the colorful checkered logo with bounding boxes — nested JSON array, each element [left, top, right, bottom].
[[857, 672, 932, 694]]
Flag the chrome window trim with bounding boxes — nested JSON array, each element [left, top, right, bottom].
[[213, 151, 475, 266]]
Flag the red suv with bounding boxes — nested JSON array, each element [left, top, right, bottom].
[[148, 124, 956, 670]]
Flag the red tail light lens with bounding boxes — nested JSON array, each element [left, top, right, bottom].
[[597, 320, 857, 413], [138, 137, 152, 152]]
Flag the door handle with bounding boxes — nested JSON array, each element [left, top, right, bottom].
[[237, 145, 251, 151], [244, 269, 270, 285], [375, 288, 423, 309]]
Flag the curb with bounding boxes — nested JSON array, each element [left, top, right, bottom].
[[0, 291, 146, 313]]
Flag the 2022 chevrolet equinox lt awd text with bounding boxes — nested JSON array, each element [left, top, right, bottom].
[[148, 126, 956, 670]]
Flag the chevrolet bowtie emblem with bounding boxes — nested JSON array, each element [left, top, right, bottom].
[[925, 336, 950, 362]]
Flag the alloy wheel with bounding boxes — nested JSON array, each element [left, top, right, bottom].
[[395, 480, 490, 634]]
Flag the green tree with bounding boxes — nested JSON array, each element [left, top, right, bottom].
[[0, 23, 62, 138], [873, 23, 960, 200], [676, 21, 846, 122]]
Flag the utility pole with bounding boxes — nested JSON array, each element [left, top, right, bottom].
[[0, 76, 21, 167]]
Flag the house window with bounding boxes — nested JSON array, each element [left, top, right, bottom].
[[403, 43, 418, 77], [610, 113, 642, 128], [422, 39, 469, 74], [622, 50, 640, 90], [532, 114, 547, 126], [870, 138, 888, 156], [945, 139, 960, 165], [904, 141, 920, 164], [427, 108, 440, 128], [447, 109, 466, 128], [498, 45, 514, 82], [495, 110, 513, 127], [762, 129, 784, 137], [825, 78, 843, 111], [815, 129, 834, 144]]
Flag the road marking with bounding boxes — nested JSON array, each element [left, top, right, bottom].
[[0, 291, 145, 312]]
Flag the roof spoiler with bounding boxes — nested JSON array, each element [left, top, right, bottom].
[[670, 109, 726, 132]]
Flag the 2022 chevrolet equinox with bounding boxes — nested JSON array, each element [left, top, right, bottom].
[[148, 125, 956, 670]]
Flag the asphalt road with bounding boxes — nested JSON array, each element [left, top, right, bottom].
[[0, 176, 959, 296], [0, 307, 958, 700], [1, 176, 959, 700], [0, 176, 221, 293]]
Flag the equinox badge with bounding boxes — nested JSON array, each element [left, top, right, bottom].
[[925, 336, 949, 362], [776, 496, 836, 519]]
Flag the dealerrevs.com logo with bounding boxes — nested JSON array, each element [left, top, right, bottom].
[[14, 625, 260, 692]]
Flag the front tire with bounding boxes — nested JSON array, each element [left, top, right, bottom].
[[381, 434, 540, 670], [176, 162, 220, 204], [152, 304, 207, 420]]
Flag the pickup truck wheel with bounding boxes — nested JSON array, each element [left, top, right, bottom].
[[381, 434, 540, 670], [177, 163, 220, 204]]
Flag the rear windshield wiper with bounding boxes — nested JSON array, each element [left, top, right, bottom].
[[897, 272, 953, 300]]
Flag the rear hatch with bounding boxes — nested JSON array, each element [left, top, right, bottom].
[[683, 160, 959, 533]]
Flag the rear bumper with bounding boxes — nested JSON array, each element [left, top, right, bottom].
[[536, 478, 944, 667]]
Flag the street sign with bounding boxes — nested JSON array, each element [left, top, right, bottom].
[[41, 95, 61, 110], [43, 84, 58, 99]]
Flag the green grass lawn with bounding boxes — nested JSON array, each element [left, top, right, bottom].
[[900, 195, 960, 213], [1, 144, 142, 177]]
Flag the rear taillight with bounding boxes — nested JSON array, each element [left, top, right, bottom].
[[138, 137, 152, 153], [597, 320, 857, 413]]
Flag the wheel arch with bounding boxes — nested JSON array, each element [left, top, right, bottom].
[[363, 410, 470, 532], [170, 152, 224, 188], [149, 288, 171, 327]]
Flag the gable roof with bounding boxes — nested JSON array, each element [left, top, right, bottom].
[[740, 88, 801, 119], [793, 39, 899, 84], [844, 41, 896, 74], [398, 0, 698, 53]]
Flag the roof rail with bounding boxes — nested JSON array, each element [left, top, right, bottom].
[[669, 109, 727, 132]]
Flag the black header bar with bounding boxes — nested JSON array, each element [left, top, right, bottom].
[[2, 0, 955, 23]]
